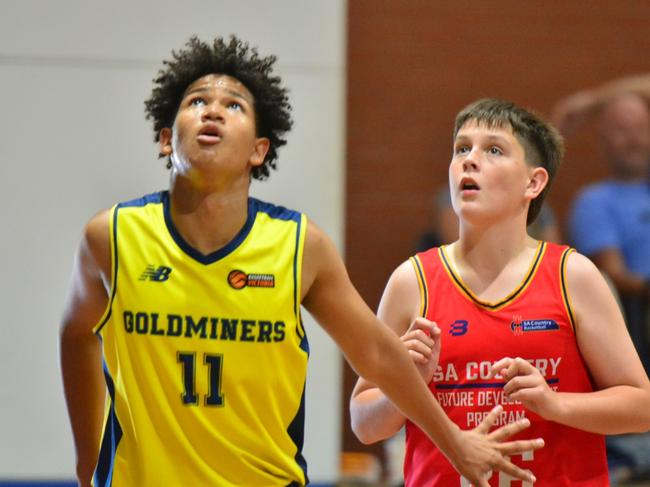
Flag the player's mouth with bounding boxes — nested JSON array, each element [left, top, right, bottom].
[[460, 177, 480, 193], [197, 123, 223, 144]]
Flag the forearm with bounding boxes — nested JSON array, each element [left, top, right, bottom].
[[347, 329, 461, 457], [60, 326, 106, 484], [350, 387, 406, 444], [551, 386, 650, 435]]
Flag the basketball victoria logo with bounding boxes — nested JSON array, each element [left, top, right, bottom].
[[227, 269, 275, 290]]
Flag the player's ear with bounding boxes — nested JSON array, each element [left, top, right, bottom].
[[249, 137, 270, 167], [525, 166, 548, 200], [159, 128, 173, 157]]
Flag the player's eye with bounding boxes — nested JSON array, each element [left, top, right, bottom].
[[189, 97, 206, 107], [488, 146, 503, 155]]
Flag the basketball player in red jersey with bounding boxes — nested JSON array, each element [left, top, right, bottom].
[[350, 98, 650, 486]]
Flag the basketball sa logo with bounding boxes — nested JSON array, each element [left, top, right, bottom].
[[227, 270, 275, 290]]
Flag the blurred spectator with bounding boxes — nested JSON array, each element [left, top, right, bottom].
[[562, 91, 650, 371], [551, 74, 650, 136], [554, 77, 650, 483], [416, 186, 561, 252]]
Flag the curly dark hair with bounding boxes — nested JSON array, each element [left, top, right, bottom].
[[453, 98, 564, 226], [144, 35, 293, 180]]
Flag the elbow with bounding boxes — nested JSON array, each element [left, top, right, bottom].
[[629, 388, 650, 433], [349, 399, 397, 445], [350, 415, 381, 445], [355, 432, 377, 446], [349, 403, 372, 445]]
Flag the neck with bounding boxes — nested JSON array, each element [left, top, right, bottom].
[[168, 172, 251, 255], [450, 215, 535, 286], [454, 222, 530, 269]]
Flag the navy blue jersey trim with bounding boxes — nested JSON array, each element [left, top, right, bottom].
[[293, 212, 300, 325], [293, 213, 306, 343], [286, 384, 309, 485], [94, 359, 123, 487], [162, 191, 257, 265], [95, 208, 120, 335], [253, 198, 301, 222], [299, 327, 310, 355], [117, 191, 164, 208]]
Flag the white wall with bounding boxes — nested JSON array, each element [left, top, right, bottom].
[[0, 1, 345, 482]]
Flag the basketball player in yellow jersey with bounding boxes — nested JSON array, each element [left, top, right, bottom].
[[60, 36, 542, 487]]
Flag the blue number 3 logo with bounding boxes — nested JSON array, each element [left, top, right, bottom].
[[449, 319, 469, 336]]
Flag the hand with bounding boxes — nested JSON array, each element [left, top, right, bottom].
[[400, 317, 440, 383], [491, 357, 560, 420], [449, 405, 543, 486]]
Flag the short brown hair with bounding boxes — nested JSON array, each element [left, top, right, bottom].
[[453, 98, 564, 225]]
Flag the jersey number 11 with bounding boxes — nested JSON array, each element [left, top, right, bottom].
[[177, 352, 224, 406]]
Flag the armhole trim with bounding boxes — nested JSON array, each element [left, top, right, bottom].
[[94, 205, 119, 335], [560, 247, 577, 333], [410, 255, 428, 318], [294, 214, 308, 344]]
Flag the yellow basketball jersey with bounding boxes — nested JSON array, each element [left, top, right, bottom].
[[93, 191, 309, 486]]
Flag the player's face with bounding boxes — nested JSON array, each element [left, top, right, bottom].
[[159, 74, 269, 184], [449, 120, 543, 226]]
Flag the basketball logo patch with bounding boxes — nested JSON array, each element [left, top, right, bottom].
[[227, 270, 275, 289], [228, 270, 248, 289]]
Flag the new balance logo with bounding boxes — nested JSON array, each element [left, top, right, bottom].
[[139, 265, 172, 282]]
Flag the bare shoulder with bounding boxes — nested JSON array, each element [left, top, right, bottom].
[[301, 219, 345, 302], [387, 259, 419, 290], [303, 218, 330, 254], [564, 250, 622, 331], [377, 259, 421, 333], [60, 208, 112, 335], [565, 250, 604, 289], [83, 209, 112, 279], [380, 259, 420, 310]]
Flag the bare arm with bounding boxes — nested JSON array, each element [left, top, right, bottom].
[[60, 210, 111, 486], [350, 260, 431, 443], [493, 252, 650, 434], [301, 223, 540, 486]]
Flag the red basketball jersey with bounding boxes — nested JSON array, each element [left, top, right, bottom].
[[404, 242, 608, 486]]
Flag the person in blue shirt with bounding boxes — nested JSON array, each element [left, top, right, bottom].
[[567, 93, 650, 371], [555, 78, 650, 483]]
